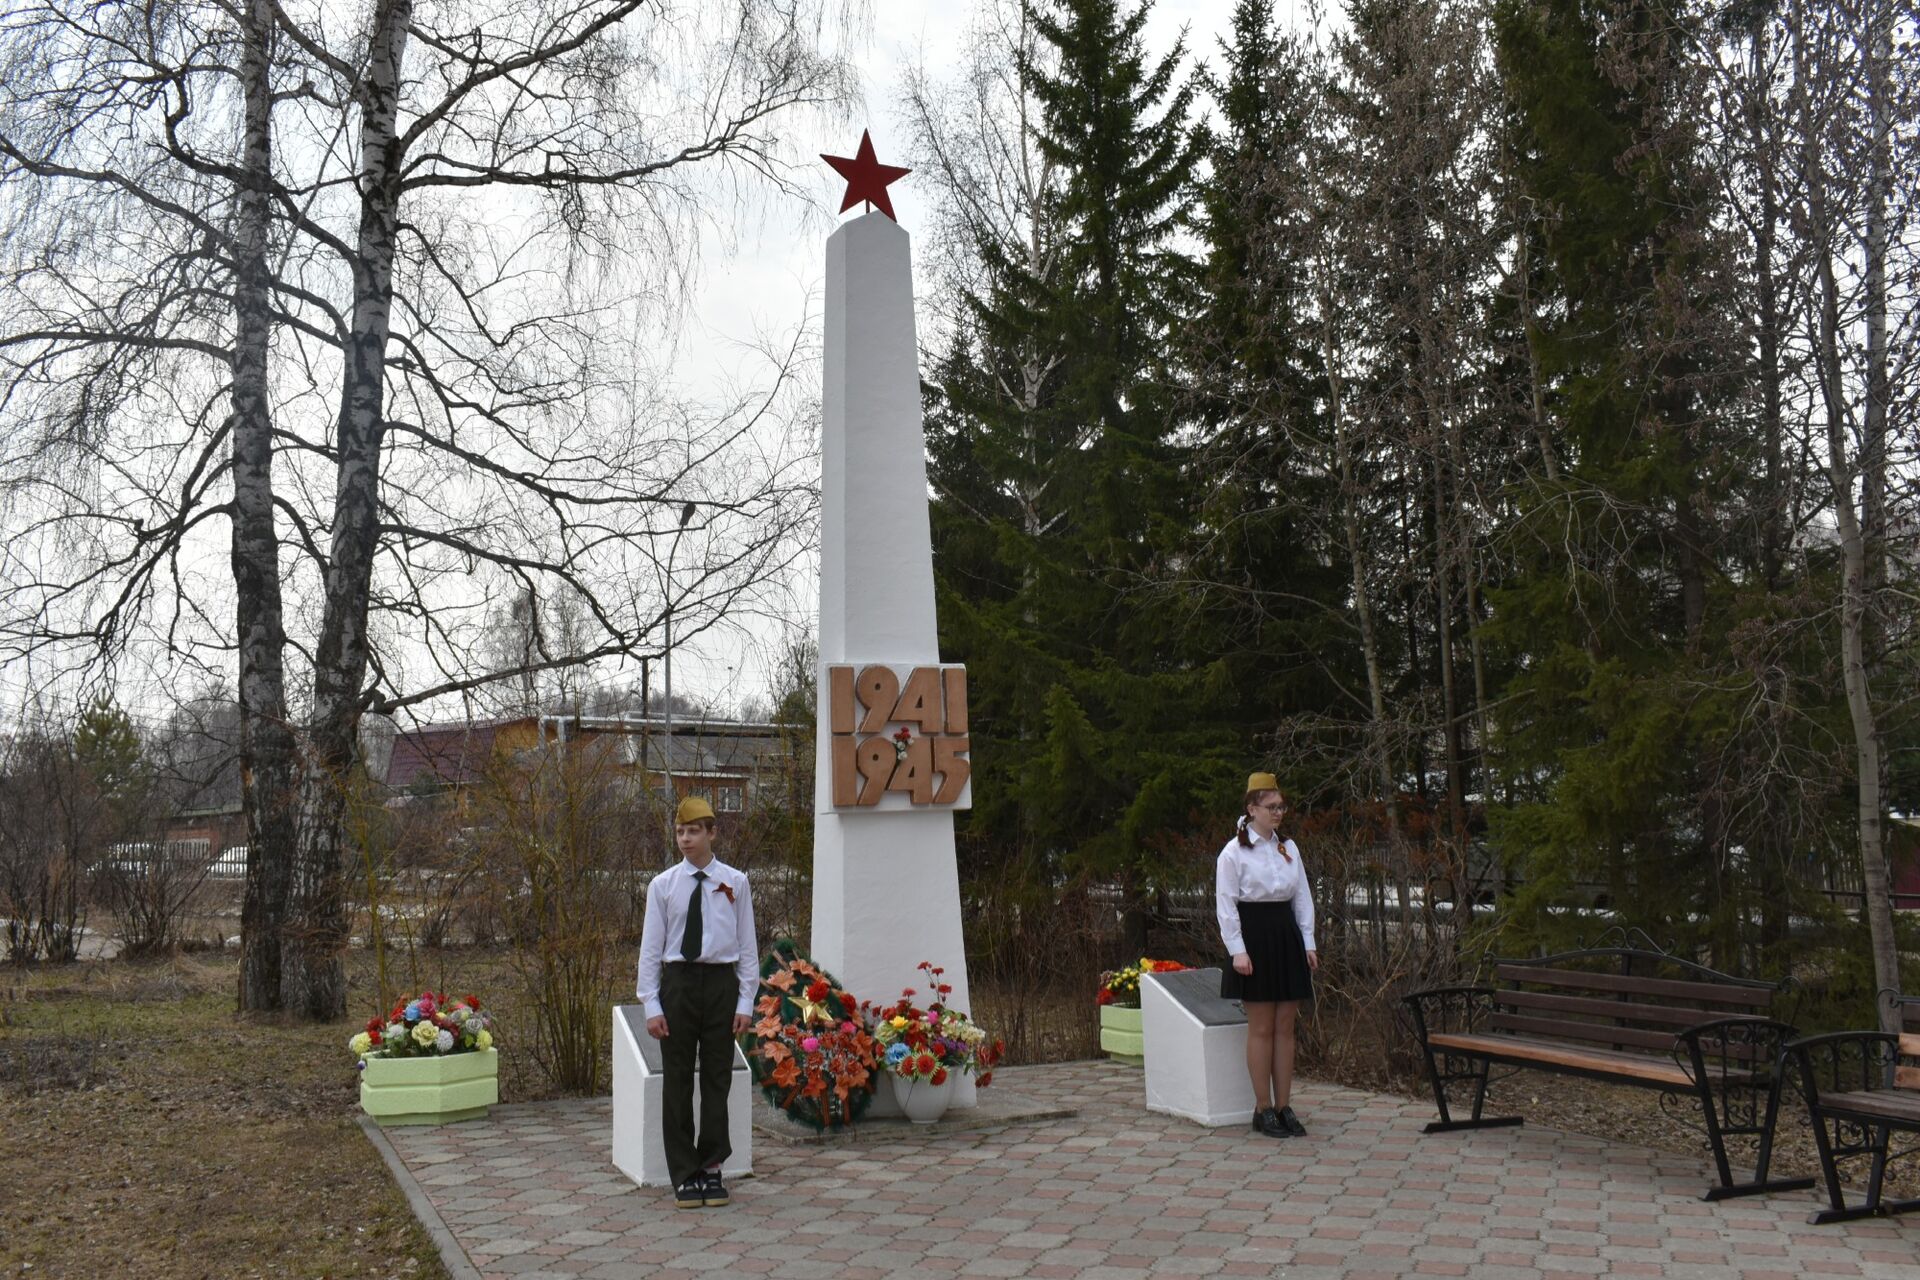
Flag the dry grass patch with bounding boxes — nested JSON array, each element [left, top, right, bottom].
[[0, 955, 446, 1280]]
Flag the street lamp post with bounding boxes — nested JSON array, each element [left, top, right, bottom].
[[662, 501, 695, 856]]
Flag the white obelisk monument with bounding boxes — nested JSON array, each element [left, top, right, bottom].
[[811, 138, 976, 1110]]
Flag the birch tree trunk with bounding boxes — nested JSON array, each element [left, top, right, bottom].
[[231, 0, 299, 1013], [283, 0, 412, 1019], [1808, 159, 1901, 1038], [1322, 288, 1406, 921]]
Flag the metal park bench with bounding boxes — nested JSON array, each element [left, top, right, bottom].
[[1403, 931, 1815, 1202], [1786, 992, 1920, 1224]]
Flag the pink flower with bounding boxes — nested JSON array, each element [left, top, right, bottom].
[[801, 1036, 820, 1052], [841, 1021, 856, 1033], [925, 1010, 940, 1025]]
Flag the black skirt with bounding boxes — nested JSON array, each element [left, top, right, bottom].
[[1220, 900, 1313, 1003]]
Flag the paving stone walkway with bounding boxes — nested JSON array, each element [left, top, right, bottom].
[[369, 1060, 1918, 1280]]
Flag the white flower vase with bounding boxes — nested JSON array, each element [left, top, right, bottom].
[[890, 1070, 958, 1124]]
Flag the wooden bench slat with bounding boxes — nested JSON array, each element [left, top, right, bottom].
[[1427, 1031, 1695, 1088], [1899, 1032, 1920, 1059], [1488, 1010, 1685, 1053], [1895, 1065, 1920, 1091], [1492, 964, 1772, 1008], [1498, 988, 1762, 1029], [1819, 1089, 1920, 1124]]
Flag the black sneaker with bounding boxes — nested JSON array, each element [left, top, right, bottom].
[[701, 1170, 729, 1207], [674, 1177, 706, 1209], [1252, 1106, 1290, 1138], [1278, 1105, 1307, 1137]]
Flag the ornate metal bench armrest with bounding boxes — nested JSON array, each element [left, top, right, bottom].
[[1402, 985, 1495, 1041], [1673, 1017, 1797, 1086], [1782, 1030, 1901, 1107]]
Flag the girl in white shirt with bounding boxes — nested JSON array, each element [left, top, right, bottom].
[[1217, 771, 1318, 1139]]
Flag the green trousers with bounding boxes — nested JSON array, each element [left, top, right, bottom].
[[659, 962, 736, 1186]]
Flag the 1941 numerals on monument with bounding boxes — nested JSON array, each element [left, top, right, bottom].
[[826, 664, 971, 808]]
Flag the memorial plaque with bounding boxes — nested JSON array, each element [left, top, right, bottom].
[[1154, 967, 1247, 1027], [1141, 969, 1253, 1127], [611, 1004, 753, 1185]]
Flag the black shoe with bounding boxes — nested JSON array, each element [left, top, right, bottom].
[[1252, 1107, 1290, 1138], [1277, 1105, 1307, 1137], [701, 1171, 729, 1206], [674, 1177, 706, 1209]]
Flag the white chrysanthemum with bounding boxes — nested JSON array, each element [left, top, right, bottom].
[[435, 1029, 455, 1052]]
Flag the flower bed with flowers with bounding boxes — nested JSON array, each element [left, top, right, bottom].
[[870, 961, 1004, 1090], [349, 990, 495, 1061], [744, 939, 881, 1131], [1096, 958, 1188, 1009], [1096, 958, 1187, 1065]]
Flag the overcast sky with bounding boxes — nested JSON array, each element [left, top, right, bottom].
[[0, 2, 1282, 728], [662, 0, 1257, 713]]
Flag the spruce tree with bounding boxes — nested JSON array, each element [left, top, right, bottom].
[[1487, 0, 1764, 959], [1179, 0, 1354, 791], [926, 0, 1218, 939]]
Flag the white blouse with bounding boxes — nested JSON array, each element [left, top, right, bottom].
[[1216, 827, 1316, 955]]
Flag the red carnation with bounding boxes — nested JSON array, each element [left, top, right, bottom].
[[365, 1016, 382, 1033], [840, 992, 857, 1012], [369, 1027, 383, 1045], [915, 1053, 936, 1076], [464, 994, 481, 1009], [805, 979, 831, 1003], [931, 1067, 948, 1086], [1096, 988, 1114, 1006]]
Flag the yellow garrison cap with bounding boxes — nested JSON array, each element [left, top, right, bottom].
[[675, 795, 716, 824], [1246, 772, 1280, 794]]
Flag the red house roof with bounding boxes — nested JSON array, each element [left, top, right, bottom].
[[385, 720, 510, 790]]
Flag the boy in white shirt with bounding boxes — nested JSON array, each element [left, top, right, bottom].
[[635, 796, 758, 1207]]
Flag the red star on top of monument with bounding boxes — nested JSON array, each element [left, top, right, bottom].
[[821, 130, 910, 223]]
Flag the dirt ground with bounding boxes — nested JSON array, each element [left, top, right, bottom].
[[2, 949, 1911, 1280]]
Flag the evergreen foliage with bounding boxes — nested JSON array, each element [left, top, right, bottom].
[[911, 0, 1917, 1001]]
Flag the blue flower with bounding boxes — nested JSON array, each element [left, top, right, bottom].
[[404, 1001, 422, 1021], [885, 1042, 910, 1065]]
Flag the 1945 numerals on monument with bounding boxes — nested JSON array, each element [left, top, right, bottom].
[[826, 664, 971, 808]]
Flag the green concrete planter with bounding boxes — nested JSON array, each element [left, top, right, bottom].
[[1099, 1004, 1143, 1066], [360, 1049, 498, 1126]]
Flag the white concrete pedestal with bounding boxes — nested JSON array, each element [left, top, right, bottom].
[[610, 1005, 753, 1187], [1141, 968, 1252, 1127]]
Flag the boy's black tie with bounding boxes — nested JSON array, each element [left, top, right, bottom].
[[681, 870, 706, 961]]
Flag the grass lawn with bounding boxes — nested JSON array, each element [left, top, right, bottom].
[[0, 951, 517, 1280]]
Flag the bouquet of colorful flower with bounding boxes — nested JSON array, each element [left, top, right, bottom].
[[868, 960, 1004, 1088], [350, 990, 494, 1062], [1096, 958, 1189, 1008], [745, 939, 881, 1131]]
